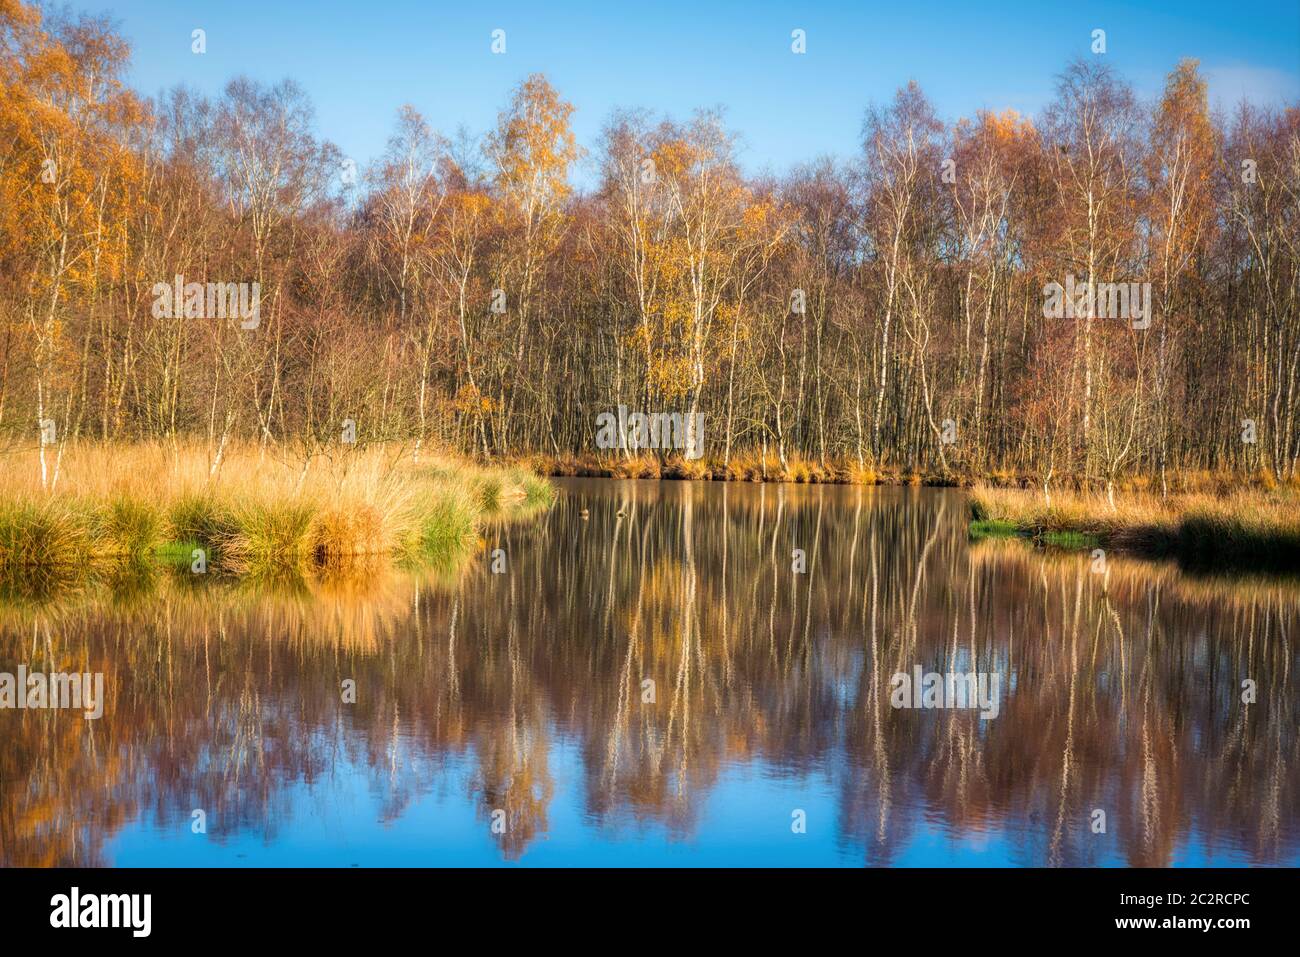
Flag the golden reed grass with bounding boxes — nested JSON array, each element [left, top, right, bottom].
[[0, 441, 552, 572], [530, 453, 1293, 493]]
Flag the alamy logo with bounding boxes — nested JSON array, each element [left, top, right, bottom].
[[0, 667, 104, 719], [1042, 274, 1151, 329], [151, 274, 261, 329], [50, 887, 151, 937], [595, 405, 705, 459], [890, 666, 1000, 720]]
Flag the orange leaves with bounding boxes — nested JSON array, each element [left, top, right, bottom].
[[648, 136, 695, 182], [951, 107, 1041, 183], [487, 73, 580, 214], [740, 198, 777, 232], [984, 108, 1035, 144], [451, 382, 497, 417], [0, 0, 147, 303], [647, 353, 694, 403], [1149, 59, 1217, 265], [455, 189, 493, 220]]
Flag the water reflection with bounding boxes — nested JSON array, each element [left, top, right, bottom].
[[1, 479, 1296, 866]]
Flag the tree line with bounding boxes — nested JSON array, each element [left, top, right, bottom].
[[2, 2, 1298, 488]]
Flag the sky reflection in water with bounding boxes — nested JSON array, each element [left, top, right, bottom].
[[3, 479, 1296, 867]]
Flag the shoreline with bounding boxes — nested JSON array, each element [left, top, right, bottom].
[[969, 486, 1300, 573], [522, 453, 1292, 495], [0, 443, 553, 574]]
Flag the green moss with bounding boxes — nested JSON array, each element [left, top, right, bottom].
[[969, 518, 1020, 539], [155, 539, 212, 567], [1041, 530, 1101, 551]]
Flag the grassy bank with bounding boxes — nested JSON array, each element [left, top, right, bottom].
[[969, 486, 1300, 571], [532, 451, 944, 484], [531, 452, 1293, 493], [0, 442, 552, 573]]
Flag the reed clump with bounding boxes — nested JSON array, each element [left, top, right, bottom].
[[0, 442, 552, 573], [0, 499, 89, 566], [511, 468, 556, 507], [399, 484, 479, 561], [90, 495, 166, 559]]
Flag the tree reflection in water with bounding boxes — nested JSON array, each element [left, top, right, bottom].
[[1, 479, 1296, 866]]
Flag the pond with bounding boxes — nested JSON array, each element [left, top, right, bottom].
[[2, 478, 1297, 866]]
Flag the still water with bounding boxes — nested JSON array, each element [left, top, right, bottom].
[[2, 479, 1297, 866]]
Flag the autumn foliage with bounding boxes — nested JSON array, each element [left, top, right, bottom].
[[2, 2, 1298, 489]]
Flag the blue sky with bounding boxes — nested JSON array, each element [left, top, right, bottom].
[[66, 0, 1300, 183]]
